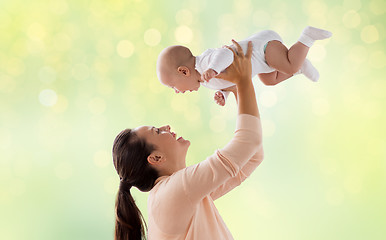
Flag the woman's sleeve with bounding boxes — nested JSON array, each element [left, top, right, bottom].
[[180, 114, 262, 204], [210, 147, 264, 201]]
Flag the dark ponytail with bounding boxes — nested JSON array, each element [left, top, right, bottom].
[[112, 129, 159, 240]]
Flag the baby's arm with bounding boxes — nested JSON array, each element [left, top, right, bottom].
[[202, 68, 217, 82], [202, 48, 234, 82]]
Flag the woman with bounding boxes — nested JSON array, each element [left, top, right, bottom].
[[112, 40, 264, 240]]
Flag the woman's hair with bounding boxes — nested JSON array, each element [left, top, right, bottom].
[[112, 129, 159, 240]]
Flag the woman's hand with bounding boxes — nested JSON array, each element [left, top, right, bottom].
[[215, 40, 253, 86], [216, 40, 259, 117]]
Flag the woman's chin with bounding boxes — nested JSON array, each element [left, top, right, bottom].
[[177, 137, 191, 147]]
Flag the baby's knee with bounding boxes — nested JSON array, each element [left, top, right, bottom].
[[287, 65, 301, 75], [279, 65, 299, 75]]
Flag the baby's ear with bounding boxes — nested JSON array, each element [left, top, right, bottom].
[[177, 66, 190, 76]]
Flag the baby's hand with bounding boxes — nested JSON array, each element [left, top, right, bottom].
[[214, 91, 225, 106], [201, 68, 217, 82]]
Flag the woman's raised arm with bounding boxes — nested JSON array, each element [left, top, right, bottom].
[[216, 40, 259, 118], [171, 41, 263, 204]]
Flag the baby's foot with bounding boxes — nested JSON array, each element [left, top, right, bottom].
[[298, 26, 332, 47], [303, 26, 332, 40], [214, 91, 226, 106], [299, 59, 319, 82]]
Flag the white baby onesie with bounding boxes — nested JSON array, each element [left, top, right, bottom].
[[195, 30, 283, 102]]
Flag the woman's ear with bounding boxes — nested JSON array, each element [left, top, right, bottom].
[[177, 66, 191, 76], [147, 151, 166, 166]]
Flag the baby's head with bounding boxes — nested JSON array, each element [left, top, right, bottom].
[[157, 45, 201, 93]]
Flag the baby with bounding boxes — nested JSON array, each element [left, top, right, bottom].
[[157, 26, 332, 106]]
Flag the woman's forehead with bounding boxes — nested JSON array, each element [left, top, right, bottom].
[[133, 125, 152, 134]]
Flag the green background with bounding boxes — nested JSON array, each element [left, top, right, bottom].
[[0, 0, 385, 239]]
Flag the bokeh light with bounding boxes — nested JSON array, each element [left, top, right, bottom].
[[39, 89, 58, 107], [175, 25, 193, 44], [116, 40, 134, 58]]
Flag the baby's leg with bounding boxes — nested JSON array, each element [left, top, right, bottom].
[[265, 26, 332, 77], [258, 71, 292, 86], [265, 40, 308, 76]]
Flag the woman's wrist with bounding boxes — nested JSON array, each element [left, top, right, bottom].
[[236, 78, 253, 89]]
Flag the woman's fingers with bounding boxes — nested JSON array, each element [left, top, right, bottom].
[[232, 39, 244, 57], [215, 40, 253, 83], [224, 45, 236, 57], [245, 41, 253, 59], [215, 72, 224, 79]]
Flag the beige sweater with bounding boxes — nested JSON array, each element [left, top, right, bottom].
[[148, 114, 264, 239]]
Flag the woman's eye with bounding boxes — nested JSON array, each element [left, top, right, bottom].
[[157, 128, 160, 134]]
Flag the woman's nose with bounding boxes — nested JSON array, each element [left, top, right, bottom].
[[160, 125, 171, 131]]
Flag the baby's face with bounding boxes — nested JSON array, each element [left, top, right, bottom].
[[163, 75, 201, 94]]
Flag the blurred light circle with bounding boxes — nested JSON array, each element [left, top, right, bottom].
[[342, 10, 361, 29], [39, 89, 58, 107], [361, 25, 379, 43], [144, 28, 161, 46], [117, 40, 134, 58], [175, 25, 193, 44], [27, 22, 46, 41]]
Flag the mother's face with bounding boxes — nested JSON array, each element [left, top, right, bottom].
[[134, 125, 190, 171]]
